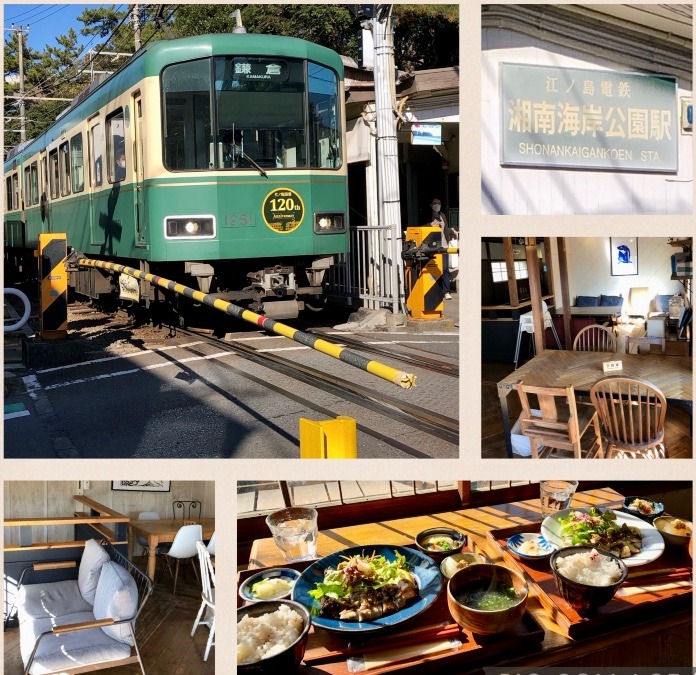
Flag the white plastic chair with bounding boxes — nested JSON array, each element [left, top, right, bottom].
[[514, 300, 562, 369], [135, 511, 162, 565], [192, 540, 215, 661], [206, 531, 216, 558], [162, 523, 202, 595]]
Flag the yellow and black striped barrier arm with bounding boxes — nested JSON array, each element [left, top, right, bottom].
[[77, 258, 416, 389]]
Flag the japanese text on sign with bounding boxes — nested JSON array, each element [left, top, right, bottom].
[[501, 63, 678, 172]]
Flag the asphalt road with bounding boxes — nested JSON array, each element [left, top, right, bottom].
[[5, 312, 459, 460]]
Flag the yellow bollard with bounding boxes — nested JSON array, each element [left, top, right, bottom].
[[299, 417, 358, 458]]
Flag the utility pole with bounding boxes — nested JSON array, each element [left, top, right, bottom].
[[371, 5, 405, 315], [8, 25, 29, 143], [131, 5, 141, 51]]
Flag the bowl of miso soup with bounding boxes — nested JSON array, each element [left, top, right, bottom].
[[446, 563, 528, 635]]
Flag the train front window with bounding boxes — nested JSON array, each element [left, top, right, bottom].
[[162, 56, 341, 172]]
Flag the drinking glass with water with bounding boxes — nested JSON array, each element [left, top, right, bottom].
[[539, 481, 579, 517], [266, 507, 318, 562]]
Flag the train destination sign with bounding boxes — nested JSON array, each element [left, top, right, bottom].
[[262, 187, 305, 234], [233, 58, 289, 82], [501, 63, 678, 172]]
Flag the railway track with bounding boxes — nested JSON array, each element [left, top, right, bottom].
[[178, 327, 459, 452], [307, 328, 459, 377]]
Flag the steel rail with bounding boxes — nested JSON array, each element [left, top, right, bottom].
[[307, 328, 458, 377], [177, 327, 458, 444], [75, 258, 416, 389]]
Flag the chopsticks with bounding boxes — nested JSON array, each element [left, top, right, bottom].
[[624, 567, 692, 585], [302, 622, 461, 665]]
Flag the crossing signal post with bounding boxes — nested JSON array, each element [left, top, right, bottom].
[[36, 233, 68, 339], [402, 226, 446, 320]]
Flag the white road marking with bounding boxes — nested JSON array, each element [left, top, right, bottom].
[[23, 375, 42, 399], [36, 341, 205, 374], [5, 409, 31, 420], [43, 350, 236, 390]]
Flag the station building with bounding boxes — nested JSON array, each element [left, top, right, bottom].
[[482, 4, 692, 215]]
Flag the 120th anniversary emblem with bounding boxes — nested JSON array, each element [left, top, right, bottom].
[[262, 187, 305, 234]]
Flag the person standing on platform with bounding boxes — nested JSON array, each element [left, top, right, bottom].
[[430, 197, 454, 299]]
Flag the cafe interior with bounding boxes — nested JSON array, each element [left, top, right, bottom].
[[236, 479, 692, 672], [481, 236, 693, 459], [3, 480, 215, 674]]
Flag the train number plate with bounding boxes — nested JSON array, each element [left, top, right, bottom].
[[222, 213, 255, 228]]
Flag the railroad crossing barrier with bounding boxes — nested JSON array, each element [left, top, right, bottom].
[[299, 417, 358, 458], [75, 257, 417, 389], [37, 233, 68, 339], [3, 288, 31, 333]]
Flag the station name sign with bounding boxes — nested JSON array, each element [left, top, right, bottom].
[[501, 63, 678, 172], [233, 58, 289, 82]]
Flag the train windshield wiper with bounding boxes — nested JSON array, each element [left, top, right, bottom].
[[241, 151, 268, 179]]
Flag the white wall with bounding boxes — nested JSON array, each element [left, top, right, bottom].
[[550, 237, 683, 310], [482, 28, 693, 215], [4, 481, 215, 546]]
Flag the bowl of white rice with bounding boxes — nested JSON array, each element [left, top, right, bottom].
[[550, 546, 628, 613], [238, 599, 311, 673]]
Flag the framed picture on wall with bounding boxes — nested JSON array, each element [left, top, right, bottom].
[[111, 481, 171, 492], [610, 237, 638, 276]]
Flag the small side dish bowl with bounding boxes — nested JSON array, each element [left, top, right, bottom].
[[622, 496, 664, 522], [653, 516, 693, 547], [239, 568, 301, 602], [506, 532, 555, 561], [550, 546, 628, 614], [447, 563, 528, 634], [440, 552, 487, 579], [415, 527, 466, 562], [237, 599, 311, 673]]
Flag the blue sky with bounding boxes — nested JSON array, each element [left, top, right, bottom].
[[4, 4, 125, 52]]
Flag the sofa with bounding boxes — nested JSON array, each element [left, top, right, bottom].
[[14, 539, 153, 675], [573, 294, 624, 310]]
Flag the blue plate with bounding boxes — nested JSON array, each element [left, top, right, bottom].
[[506, 532, 554, 560], [291, 545, 443, 633]]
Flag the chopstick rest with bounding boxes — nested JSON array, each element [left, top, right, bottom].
[[346, 637, 462, 672]]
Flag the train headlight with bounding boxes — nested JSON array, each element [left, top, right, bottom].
[[164, 215, 216, 239], [314, 212, 346, 234]]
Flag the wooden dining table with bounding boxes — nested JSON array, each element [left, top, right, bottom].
[[497, 349, 693, 457], [245, 488, 692, 670], [128, 517, 215, 580]]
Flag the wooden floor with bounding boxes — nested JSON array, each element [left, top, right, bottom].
[[482, 360, 693, 459], [4, 558, 215, 674]]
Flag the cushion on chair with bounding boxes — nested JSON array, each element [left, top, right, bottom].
[[93, 562, 138, 645], [575, 295, 599, 307], [599, 294, 623, 307], [18, 580, 93, 623], [21, 611, 132, 674], [78, 539, 110, 605], [654, 294, 673, 313]]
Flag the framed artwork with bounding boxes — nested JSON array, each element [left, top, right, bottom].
[[610, 237, 638, 276], [111, 481, 171, 492]]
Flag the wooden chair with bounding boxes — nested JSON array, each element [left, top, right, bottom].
[[625, 335, 666, 355], [516, 381, 604, 459], [573, 324, 617, 352], [589, 376, 668, 459]]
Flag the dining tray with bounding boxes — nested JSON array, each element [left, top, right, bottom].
[[237, 547, 544, 674], [487, 520, 693, 639]]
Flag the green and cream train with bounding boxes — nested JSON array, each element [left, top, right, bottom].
[[4, 32, 349, 319]]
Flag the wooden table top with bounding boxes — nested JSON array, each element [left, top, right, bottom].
[[129, 517, 215, 538], [245, 488, 692, 669], [248, 488, 622, 569], [497, 349, 692, 403]]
